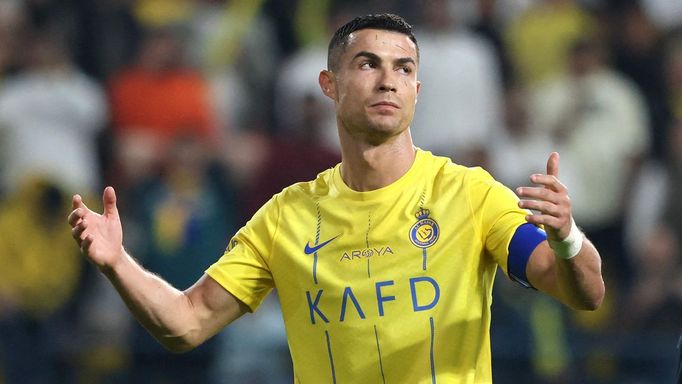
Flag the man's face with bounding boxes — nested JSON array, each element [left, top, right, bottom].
[[326, 28, 420, 142]]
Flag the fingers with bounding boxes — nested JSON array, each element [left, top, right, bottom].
[[546, 152, 560, 178], [103, 186, 119, 217], [518, 152, 571, 237], [517, 170, 571, 231], [69, 193, 94, 227], [69, 187, 117, 227], [516, 186, 561, 204], [69, 195, 96, 241], [68, 208, 83, 227], [71, 218, 88, 244], [524, 212, 565, 229], [81, 233, 94, 255], [526, 173, 567, 193], [518, 198, 563, 216], [71, 220, 98, 257], [517, 184, 571, 211]]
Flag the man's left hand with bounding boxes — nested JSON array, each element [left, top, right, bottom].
[[515, 152, 572, 242]]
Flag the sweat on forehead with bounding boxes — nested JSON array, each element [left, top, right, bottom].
[[327, 13, 419, 71]]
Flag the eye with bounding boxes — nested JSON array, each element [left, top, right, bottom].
[[360, 62, 376, 70], [398, 66, 413, 74]]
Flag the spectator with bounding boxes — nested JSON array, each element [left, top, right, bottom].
[[0, 179, 85, 383], [411, 0, 503, 167], [528, 41, 645, 380], [488, 84, 572, 383], [107, 26, 217, 187], [488, 84, 553, 188], [622, 225, 682, 331], [618, 220, 682, 383], [241, 94, 340, 219], [273, 3, 362, 152], [467, 0, 514, 87], [0, 28, 107, 195], [505, 0, 597, 86], [530, 36, 649, 287], [122, 135, 238, 383], [71, 0, 143, 81], [188, 0, 275, 131], [610, 3, 671, 161]]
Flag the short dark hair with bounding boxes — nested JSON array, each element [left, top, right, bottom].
[[327, 13, 418, 71]]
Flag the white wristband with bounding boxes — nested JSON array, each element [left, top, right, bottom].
[[548, 218, 583, 260]]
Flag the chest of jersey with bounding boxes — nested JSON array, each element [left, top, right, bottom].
[[271, 176, 502, 319], [268, 180, 499, 383]]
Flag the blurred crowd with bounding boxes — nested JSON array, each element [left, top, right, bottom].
[[0, 0, 680, 383]]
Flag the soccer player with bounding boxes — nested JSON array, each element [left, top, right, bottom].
[[68, 13, 604, 383]]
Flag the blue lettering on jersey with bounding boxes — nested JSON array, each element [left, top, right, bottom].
[[305, 277, 441, 325], [376, 280, 396, 316], [307, 290, 329, 324], [410, 277, 440, 311], [340, 287, 366, 321]]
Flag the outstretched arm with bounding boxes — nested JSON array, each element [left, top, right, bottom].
[[516, 153, 605, 310], [68, 187, 247, 352]]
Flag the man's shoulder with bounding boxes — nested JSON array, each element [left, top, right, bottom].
[[275, 166, 336, 202], [420, 150, 495, 184]]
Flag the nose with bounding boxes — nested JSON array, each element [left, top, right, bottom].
[[378, 82, 397, 92], [377, 69, 397, 93]]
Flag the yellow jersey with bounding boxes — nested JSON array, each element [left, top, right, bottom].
[[207, 148, 545, 383]]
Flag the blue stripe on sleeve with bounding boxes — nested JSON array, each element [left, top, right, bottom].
[[507, 223, 547, 289]]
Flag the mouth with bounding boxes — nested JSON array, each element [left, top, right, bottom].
[[370, 101, 400, 109]]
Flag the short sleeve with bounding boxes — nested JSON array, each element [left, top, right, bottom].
[[467, 169, 532, 276], [205, 195, 280, 312]]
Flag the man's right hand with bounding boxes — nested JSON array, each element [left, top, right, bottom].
[[68, 186, 124, 271], [68, 186, 247, 352]]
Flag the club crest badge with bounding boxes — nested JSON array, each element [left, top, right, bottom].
[[410, 208, 439, 248]]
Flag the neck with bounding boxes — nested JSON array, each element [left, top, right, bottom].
[[338, 128, 416, 191]]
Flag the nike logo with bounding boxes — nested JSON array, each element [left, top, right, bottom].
[[304, 235, 339, 255]]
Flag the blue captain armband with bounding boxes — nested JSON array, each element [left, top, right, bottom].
[[507, 223, 547, 289]]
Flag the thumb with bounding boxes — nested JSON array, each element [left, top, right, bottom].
[[103, 186, 119, 217], [72, 194, 83, 210], [546, 152, 560, 178], [72, 193, 91, 212]]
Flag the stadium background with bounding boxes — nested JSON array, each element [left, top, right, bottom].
[[0, 0, 681, 383]]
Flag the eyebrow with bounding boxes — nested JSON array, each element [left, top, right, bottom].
[[352, 51, 416, 66]]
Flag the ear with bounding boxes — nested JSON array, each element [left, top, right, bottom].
[[415, 80, 421, 104], [319, 70, 336, 101]]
